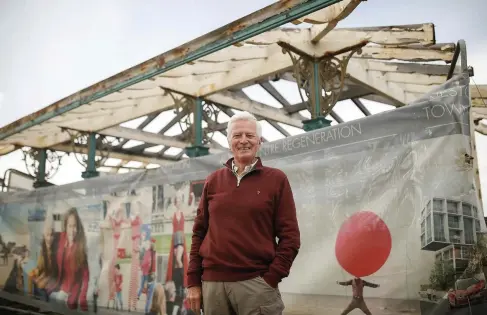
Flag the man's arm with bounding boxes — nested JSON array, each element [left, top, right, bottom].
[[363, 280, 380, 288], [263, 174, 301, 288], [187, 180, 210, 288], [337, 280, 353, 286]]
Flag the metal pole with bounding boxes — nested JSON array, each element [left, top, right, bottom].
[[312, 61, 321, 118], [185, 98, 209, 157], [82, 133, 100, 179], [33, 149, 47, 188], [195, 98, 203, 146]]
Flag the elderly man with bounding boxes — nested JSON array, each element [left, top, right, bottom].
[[186, 111, 301, 315]]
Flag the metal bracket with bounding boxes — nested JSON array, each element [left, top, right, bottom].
[[279, 40, 366, 119], [21, 147, 63, 182], [168, 92, 219, 146], [61, 128, 119, 169]]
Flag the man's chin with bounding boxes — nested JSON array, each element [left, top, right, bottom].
[[236, 153, 254, 161]]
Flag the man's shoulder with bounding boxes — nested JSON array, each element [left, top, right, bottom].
[[206, 166, 231, 182], [261, 165, 288, 180]]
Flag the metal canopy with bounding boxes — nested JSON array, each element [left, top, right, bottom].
[[0, 0, 486, 174]]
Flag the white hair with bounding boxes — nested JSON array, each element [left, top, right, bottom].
[[226, 111, 262, 141]]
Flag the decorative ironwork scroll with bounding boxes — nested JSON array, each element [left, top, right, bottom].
[[168, 92, 220, 145], [282, 45, 363, 118], [22, 147, 63, 180], [62, 129, 119, 168]]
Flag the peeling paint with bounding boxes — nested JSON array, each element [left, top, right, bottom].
[[0, 0, 344, 142]]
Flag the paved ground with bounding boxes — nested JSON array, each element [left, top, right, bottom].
[[422, 298, 487, 315], [281, 294, 421, 315], [281, 294, 487, 315]]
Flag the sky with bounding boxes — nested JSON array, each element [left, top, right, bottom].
[[0, 0, 486, 211]]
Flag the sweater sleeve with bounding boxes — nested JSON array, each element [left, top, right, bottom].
[[187, 180, 210, 288], [263, 174, 301, 288]]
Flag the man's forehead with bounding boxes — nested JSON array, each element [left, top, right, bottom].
[[232, 121, 257, 133]]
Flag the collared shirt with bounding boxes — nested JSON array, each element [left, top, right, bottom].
[[232, 159, 258, 182]]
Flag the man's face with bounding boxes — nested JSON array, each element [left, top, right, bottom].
[[229, 120, 261, 163]]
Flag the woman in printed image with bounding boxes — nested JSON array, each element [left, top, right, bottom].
[[128, 207, 142, 312], [47, 208, 89, 311], [29, 218, 59, 301], [107, 204, 123, 307], [165, 190, 189, 314]]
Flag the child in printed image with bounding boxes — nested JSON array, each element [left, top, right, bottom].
[[114, 264, 123, 311]]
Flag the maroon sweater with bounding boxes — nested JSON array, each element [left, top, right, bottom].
[[187, 158, 300, 289]]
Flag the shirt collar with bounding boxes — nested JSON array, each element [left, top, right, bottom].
[[232, 158, 258, 174]]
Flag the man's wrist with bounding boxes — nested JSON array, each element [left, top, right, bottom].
[[187, 273, 202, 288]]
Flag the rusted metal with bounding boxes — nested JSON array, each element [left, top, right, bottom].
[[0, 0, 342, 141]]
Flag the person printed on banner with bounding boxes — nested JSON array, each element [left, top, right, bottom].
[[93, 257, 102, 313], [138, 238, 156, 300], [336, 278, 380, 315], [29, 216, 60, 302], [4, 246, 30, 294], [145, 282, 166, 315], [22, 248, 38, 295], [46, 208, 90, 311], [114, 264, 123, 311], [165, 280, 177, 315], [166, 189, 189, 314], [187, 112, 301, 315], [128, 207, 142, 312], [142, 239, 157, 315], [139, 225, 151, 266], [108, 205, 124, 307]]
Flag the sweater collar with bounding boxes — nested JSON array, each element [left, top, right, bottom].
[[224, 157, 263, 171]]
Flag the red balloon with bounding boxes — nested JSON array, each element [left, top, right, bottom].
[[335, 211, 392, 277]]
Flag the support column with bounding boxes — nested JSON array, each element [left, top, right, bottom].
[[82, 133, 100, 179], [33, 149, 49, 188], [302, 60, 332, 132], [279, 41, 365, 131], [185, 98, 210, 158]]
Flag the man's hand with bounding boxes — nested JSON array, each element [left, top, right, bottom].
[[187, 286, 202, 314]]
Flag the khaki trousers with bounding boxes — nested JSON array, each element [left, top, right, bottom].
[[202, 277, 285, 315]]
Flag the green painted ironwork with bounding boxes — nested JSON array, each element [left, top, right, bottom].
[[81, 133, 100, 179], [185, 98, 210, 157], [0, 0, 342, 141], [302, 61, 331, 131], [302, 116, 332, 132], [33, 149, 48, 188]]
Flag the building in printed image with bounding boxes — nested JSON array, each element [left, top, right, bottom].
[[421, 198, 482, 252]]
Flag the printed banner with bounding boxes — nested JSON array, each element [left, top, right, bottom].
[[0, 72, 486, 315]]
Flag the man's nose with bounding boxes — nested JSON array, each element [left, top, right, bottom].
[[239, 136, 249, 143]]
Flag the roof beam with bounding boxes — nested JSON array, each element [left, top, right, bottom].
[[351, 98, 371, 116], [292, 0, 362, 26], [207, 91, 303, 128], [152, 25, 436, 105], [225, 91, 289, 138], [353, 43, 455, 62], [362, 60, 450, 76], [100, 126, 223, 153], [0, 0, 343, 141], [259, 82, 293, 110], [245, 23, 435, 47], [310, 0, 363, 42], [52, 144, 175, 165]]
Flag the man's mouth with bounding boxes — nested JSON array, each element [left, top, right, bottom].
[[239, 148, 251, 152]]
